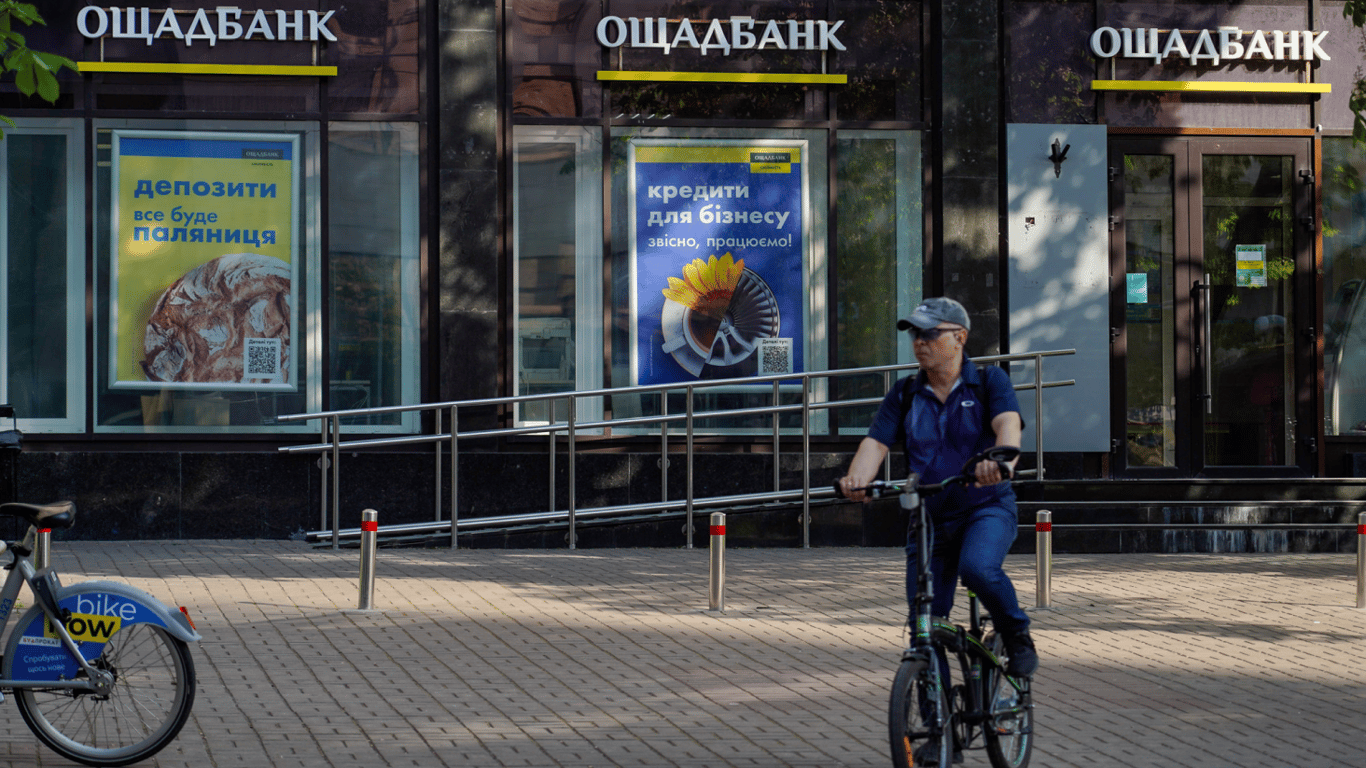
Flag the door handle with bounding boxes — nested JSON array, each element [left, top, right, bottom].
[[1194, 274, 1213, 415]]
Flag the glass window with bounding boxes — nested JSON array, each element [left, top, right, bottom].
[[93, 120, 321, 433], [328, 122, 422, 430], [834, 131, 923, 434], [1323, 137, 1366, 437], [1122, 155, 1177, 466], [512, 126, 604, 425], [834, 1, 924, 122], [330, 0, 422, 115], [1005, 0, 1095, 124], [506, 0, 603, 119], [1, 120, 85, 432]]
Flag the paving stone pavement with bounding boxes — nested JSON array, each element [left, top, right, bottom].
[[0, 542, 1360, 767]]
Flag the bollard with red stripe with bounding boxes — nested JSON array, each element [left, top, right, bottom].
[[35, 528, 51, 571], [1357, 512, 1365, 610], [709, 512, 725, 612], [1035, 510, 1052, 609], [358, 509, 378, 610]]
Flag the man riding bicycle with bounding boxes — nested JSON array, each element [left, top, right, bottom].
[[838, 296, 1038, 679]]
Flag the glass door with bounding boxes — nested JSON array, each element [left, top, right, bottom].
[[1111, 138, 1313, 476]]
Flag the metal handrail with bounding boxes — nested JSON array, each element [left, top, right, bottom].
[[278, 349, 1075, 549]]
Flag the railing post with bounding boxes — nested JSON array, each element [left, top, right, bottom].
[[882, 369, 893, 482], [548, 415, 556, 513], [709, 512, 726, 612], [772, 380, 781, 494], [434, 408, 442, 523], [1357, 511, 1365, 610], [35, 528, 51, 571], [1036, 510, 1052, 608], [319, 419, 329, 533], [801, 380, 811, 549], [686, 386, 695, 549], [1034, 353, 1045, 481], [450, 405, 459, 549], [358, 509, 378, 610], [331, 416, 341, 551], [568, 394, 577, 550], [660, 391, 669, 503]]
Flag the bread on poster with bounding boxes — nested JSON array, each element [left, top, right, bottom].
[[141, 253, 291, 384]]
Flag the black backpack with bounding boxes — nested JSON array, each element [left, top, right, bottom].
[[893, 363, 1019, 474]]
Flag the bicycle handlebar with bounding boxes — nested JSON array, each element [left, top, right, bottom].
[[832, 446, 1020, 500]]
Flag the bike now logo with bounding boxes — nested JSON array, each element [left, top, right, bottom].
[[45, 613, 123, 643]]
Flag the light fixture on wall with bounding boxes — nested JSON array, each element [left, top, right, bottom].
[[1048, 139, 1070, 178]]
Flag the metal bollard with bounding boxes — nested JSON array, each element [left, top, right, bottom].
[[709, 512, 725, 612], [358, 509, 378, 611], [35, 528, 51, 571], [1035, 510, 1052, 609], [1357, 512, 1365, 610]]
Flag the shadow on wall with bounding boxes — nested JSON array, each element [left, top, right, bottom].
[[439, 3, 500, 414], [1006, 124, 1110, 455]]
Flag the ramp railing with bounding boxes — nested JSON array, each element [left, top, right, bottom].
[[278, 350, 1075, 549]]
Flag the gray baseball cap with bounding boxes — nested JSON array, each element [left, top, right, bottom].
[[896, 297, 971, 332]]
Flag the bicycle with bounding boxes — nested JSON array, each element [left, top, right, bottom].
[[837, 446, 1033, 768], [0, 500, 200, 766]]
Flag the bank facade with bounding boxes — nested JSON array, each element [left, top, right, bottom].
[[3, 1, 1365, 543]]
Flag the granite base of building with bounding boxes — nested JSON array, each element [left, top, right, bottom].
[[4, 451, 1363, 554]]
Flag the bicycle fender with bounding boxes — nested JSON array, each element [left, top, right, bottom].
[[54, 580, 202, 643], [4, 581, 201, 683]]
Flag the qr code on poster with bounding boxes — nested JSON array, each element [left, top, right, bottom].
[[757, 337, 793, 375], [245, 337, 282, 379]]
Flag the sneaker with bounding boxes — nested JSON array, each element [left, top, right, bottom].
[[1003, 630, 1038, 678], [911, 739, 963, 765]]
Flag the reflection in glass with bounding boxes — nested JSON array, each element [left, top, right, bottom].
[[1201, 154, 1293, 466], [330, 0, 421, 114], [1122, 155, 1176, 468], [5, 134, 69, 421], [516, 141, 578, 424], [506, 0, 602, 118], [328, 123, 421, 427], [1323, 138, 1366, 437], [836, 134, 922, 434], [513, 128, 602, 426]]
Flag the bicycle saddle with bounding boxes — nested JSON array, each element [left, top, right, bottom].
[[0, 501, 76, 530]]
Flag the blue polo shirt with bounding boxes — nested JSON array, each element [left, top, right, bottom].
[[867, 355, 1021, 519]]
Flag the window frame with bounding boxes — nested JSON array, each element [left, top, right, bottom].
[[326, 120, 423, 434], [91, 118, 323, 435], [511, 125, 605, 427], [1, 118, 87, 434]]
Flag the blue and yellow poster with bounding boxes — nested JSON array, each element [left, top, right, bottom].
[[630, 142, 806, 385], [110, 131, 299, 390]]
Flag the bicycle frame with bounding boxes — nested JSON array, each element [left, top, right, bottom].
[[0, 526, 200, 692], [900, 474, 1029, 756]]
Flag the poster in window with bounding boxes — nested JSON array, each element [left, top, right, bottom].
[[109, 131, 299, 391], [629, 141, 806, 385], [1235, 244, 1268, 288]]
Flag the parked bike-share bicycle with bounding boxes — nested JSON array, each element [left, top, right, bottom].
[[0, 501, 199, 766], [837, 446, 1033, 768]]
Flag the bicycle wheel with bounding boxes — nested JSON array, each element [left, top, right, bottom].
[[15, 622, 196, 767], [889, 656, 951, 768], [982, 634, 1032, 768]]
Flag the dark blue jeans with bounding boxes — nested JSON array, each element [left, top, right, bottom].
[[905, 502, 1030, 636]]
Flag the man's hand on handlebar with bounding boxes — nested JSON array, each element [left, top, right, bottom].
[[971, 458, 1014, 488], [837, 472, 875, 503]]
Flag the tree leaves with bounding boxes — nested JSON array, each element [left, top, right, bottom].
[[0, 1, 76, 137], [1346, 1, 1366, 142]]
